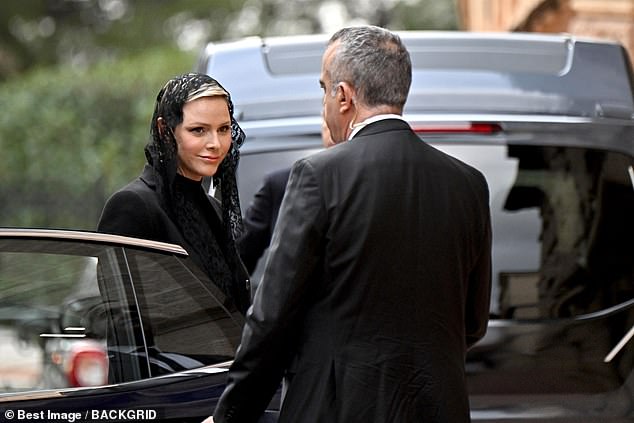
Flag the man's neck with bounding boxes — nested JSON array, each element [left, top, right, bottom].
[[354, 105, 402, 123], [346, 104, 403, 139]]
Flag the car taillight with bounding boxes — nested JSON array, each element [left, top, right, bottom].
[[412, 122, 502, 134], [68, 346, 108, 387]]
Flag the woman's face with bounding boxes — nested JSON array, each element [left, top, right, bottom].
[[172, 96, 232, 181]]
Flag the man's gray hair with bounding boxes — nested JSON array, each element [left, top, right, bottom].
[[327, 26, 411, 110]]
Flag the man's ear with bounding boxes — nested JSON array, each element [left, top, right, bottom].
[[337, 82, 356, 113]]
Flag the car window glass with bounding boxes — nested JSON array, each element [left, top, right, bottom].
[[434, 144, 634, 320], [95, 247, 148, 384], [125, 251, 242, 377], [0, 244, 114, 393], [0, 238, 239, 394]]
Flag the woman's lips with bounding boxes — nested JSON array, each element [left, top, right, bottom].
[[200, 155, 220, 162]]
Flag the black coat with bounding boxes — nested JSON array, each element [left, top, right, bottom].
[[97, 164, 250, 313], [98, 165, 193, 244], [238, 167, 291, 274], [214, 119, 492, 423]]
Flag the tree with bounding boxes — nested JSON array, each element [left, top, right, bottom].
[[0, 0, 246, 80], [0, 47, 194, 229], [0, 0, 458, 229], [0, 0, 457, 80]]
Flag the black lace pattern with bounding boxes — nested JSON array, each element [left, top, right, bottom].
[[144, 73, 248, 312]]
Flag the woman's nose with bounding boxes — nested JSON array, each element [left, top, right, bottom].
[[205, 133, 220, 149]]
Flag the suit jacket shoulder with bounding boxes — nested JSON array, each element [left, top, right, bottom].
[[238, 167, 291, 274], [97, 165, 179, 243]]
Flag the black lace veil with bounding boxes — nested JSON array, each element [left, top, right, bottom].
[[143, 73, 249, 312], [144, 73, 245, 242]]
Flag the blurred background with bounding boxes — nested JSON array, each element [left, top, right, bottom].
[[0, 0, 630, 230]]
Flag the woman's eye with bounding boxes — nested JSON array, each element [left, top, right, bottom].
[[219, 125, 231, 134], [190, 127, 205, 135]]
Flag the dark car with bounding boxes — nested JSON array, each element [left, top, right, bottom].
[[196, 32, 634, 420], [0, 229, 279, 422]]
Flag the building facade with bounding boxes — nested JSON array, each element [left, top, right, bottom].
[[457, 0, 634, 58]]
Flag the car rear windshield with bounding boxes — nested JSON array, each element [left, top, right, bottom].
[[434, 143, 634, 320]]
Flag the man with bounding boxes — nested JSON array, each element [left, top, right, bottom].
[[209, 25, 492, 423], [238, 120, 335, 275]]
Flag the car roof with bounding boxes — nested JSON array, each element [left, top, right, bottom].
[[197, 31, 634, 123], [0, 228, 188, 255]]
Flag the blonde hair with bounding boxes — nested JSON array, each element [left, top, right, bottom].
[[187, 83, 228, 103]]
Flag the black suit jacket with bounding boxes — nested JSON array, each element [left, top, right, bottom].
[[214, 119, 492, 423], [238, 167, 291, 274]]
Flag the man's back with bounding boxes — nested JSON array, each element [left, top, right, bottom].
[[263, 119, 491, 422], [211, 26, 491, 423]]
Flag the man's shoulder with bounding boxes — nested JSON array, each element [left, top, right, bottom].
[[293, 145, 343, 176], [265, 167, 292, 183]]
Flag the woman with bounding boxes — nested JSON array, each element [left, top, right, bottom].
[[98, 73, 250, 314]]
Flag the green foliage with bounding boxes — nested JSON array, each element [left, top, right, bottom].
[[0, 0, 247, 79], [0, 0, 458, 230], [0, 47, 195, 230]]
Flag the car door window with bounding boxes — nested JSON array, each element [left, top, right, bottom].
[[0, 244, 110, 392], [124, 250, 243, 377], [0, 238, 242, 395]]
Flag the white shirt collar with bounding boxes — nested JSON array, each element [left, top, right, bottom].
[[348, 114, 407, 140]]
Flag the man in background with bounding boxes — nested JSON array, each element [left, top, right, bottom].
[[238, 120, 335, 275]]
